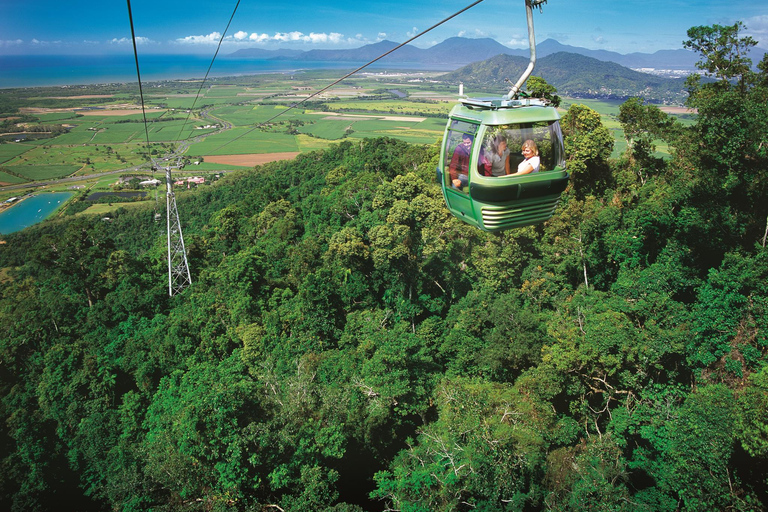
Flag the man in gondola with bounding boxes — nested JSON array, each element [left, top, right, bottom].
[[449, 133, 473, 190]]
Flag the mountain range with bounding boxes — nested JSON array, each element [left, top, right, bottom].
[[442, 52, 689, 103], [226, 37, 706, 71], [226, 37, 768, 103]]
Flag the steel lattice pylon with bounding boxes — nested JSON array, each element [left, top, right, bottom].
[[165, 166, 191, 296]]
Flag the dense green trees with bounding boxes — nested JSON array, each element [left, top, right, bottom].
[[1, 22, 768, 511]]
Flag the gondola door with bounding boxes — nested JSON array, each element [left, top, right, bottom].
[[439, 119, 482, 229]]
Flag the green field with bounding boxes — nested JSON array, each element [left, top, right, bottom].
[[325, 99, 452, 116], [1, 74, 687, 194], [0, 144, 31, 164], [11, 164, 81, 181], [298, 119, 348, 140], [192, 128, 299, 155], [0, 171, 27, 184]]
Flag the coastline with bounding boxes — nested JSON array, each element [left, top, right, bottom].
[[0, 54, 455, 89]]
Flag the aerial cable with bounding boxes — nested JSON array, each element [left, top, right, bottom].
[[209, 0, 487, 154], [126, 0, 161, 218], [126, 0, 153, 161], [174, 0, 243, 145]]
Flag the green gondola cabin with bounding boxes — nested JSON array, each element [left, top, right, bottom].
[[437, 97, 569, 231]]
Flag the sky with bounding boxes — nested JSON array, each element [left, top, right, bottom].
[[1, 0, 766, 57]]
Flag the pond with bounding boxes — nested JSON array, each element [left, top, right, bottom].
[[0, 191, 73, 234]]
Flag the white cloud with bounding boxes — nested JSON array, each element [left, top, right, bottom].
[[0, 39, 23, 47], [274, 31, 306, 42], [229, 31, 350, 45], [743, 14, 768, 48], [176, 32, 222, 45], [506, 37, 527, 47], [249, 33, 270, 43], [174, 29, 372, 47], [110, 36, 152, 45], [407, 26, 419, 38], [30, 39, 62, 46]]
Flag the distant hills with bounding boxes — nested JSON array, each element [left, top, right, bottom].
[[226, 37, 767, 103], [442, 52, 689, 103], [226, 37, 704, 71]]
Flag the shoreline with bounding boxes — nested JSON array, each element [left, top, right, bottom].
[[0, 54, 456, 90], [0, 193, 34, 213]]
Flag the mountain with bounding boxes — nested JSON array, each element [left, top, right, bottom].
[[441, 52, 689, 102], [420, 37, 526, 64], [534, 39, 700, 70], [225, 37, 705, 70], [291, 40, 424, 63]]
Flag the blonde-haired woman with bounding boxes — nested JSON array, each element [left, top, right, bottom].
[[513, 139, 540, 175]]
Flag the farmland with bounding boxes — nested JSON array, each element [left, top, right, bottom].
[[1, 69, 687, 213]]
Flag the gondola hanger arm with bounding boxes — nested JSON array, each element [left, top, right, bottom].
[[505, 0, 549, 100]]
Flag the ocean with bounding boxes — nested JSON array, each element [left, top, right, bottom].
[[0, 54, 451, 89]]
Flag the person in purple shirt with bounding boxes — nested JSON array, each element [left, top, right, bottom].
[[449, 133, 473, 189]]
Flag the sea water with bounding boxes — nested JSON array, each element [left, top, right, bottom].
[[0, 192, 73, 234], [0, 54, 449, 89]]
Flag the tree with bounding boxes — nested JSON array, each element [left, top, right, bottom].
[[617, 97, 677, 180], [684, 22, 757, 94], [682, 21, 768, 249], [560, 104, 614, 198], [526, 76, 561, 107]]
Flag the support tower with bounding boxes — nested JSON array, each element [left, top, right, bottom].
[[164, 164, 191, 296]]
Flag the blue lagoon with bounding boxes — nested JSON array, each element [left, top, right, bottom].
[[0, 192, 73, 234]]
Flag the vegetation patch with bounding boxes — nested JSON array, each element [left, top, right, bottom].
[[9, 164, 80, 180], [0, 171, 27, 184]]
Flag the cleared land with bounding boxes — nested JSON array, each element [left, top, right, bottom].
[[205, 152, 300, 166], [1, 72, 686, 200]]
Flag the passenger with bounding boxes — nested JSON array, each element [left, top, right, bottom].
[[449, 133, 473, 189], [487, 134, 511, 176], [512, 139, 540, 175]]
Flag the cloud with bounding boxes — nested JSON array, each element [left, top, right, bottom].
[[249, 33, 271, 43], [209, 30, 354, 46], [0, 39, 24, 47], [274, 31, 306, 42], [30, 39, 62, 46], [248, 32, 270, 43], [176, 32, 222, 45], [743, 14, 768, 48], [506, 37, 528, 47], [110, 36, 152, 45], [459, 28, 490, 39], [174, 29, 375, 48]]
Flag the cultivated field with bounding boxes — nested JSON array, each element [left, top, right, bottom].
[[1, 70, 688, 205]]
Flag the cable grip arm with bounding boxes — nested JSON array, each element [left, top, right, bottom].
[[505, 0, 548, 100]]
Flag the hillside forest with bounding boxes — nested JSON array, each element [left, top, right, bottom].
[[1, 23, 768, 512]]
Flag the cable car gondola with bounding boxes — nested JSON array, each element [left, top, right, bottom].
[[437, 0, 569, 231]]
